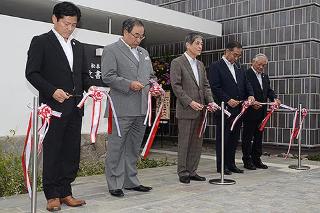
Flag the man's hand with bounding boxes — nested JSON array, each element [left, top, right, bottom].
[[130, 81, 144, 91], [274, 98, 281, 106], [151, 90, 162, 97], [189, 101, 204, 111], [208, 102, 219, 112], [253, 101, 262, 110], [52, 89, 69, 103], [88, 85, 96, 91], [247, 96, 255, 105], [227, 99, 240, 108]]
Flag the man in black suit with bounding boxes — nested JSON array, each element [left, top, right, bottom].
[[208, 41, 254, 175], [25, 2, 93, 211], [242, 54, 280, 170]]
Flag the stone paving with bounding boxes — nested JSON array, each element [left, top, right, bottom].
[[1, 149, 320, 213]]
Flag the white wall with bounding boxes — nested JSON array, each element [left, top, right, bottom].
[[0, 15, 120, 137]]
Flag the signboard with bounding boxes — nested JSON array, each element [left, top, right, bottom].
[[157, 91, 170, 120]]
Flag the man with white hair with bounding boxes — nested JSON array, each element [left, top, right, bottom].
[[242, 54, 281, 170]]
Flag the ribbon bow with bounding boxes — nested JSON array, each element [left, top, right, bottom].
[[22, 104, 61, 198], [77, 87, 121, 143]]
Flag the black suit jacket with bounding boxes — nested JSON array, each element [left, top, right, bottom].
[[208, 59, 254, 116], [244, 68, 276, 121], [25, 30, 91, 116]]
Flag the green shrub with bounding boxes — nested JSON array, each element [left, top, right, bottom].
[[307, 154, 320, 161], [0, 147, 174, 197], [0, 152, 26, 196], [137, 157, 175, 169], [77, 160, 105, 177]]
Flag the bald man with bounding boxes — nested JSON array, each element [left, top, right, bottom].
[[242, 54, 280, 170]]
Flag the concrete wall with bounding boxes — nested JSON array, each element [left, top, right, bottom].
[[139, 0, 320, 147], [0, 14, 120, 137]]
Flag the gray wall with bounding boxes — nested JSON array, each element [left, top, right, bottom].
[[139, 0, 320, 147]]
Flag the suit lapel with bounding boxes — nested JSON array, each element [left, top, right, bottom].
[[182, 54, 199, 87], [250, 68, 263, 92], [71, 39, 79, 72], [116, 40, 139, 67], [220, 59, 237, 85], [197, 61, 203, 88], [46, 30, 72, 72]]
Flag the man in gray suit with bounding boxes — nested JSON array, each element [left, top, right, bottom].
[[170, 33, 218, 184], [101, 18, 160, 197]]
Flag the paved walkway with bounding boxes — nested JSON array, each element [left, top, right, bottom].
[[1, 149, 320, 213]]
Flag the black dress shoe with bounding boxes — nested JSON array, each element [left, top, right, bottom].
[[254, 162, 268, 169], [244, 162, 256, 170], [109, 189, 124, 197], [125, 185, 152, 192], [190, 174, 206, 181], [217, 169, 232, 175], [179, 176, 190, 184], [229, 167, 244, 173]]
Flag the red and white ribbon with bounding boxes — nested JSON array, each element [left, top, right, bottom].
[[37, 104, 61, 154], [77, 87, 121, 143], [144, 79, 164, 126], [22, 104, 61, 198], [198, 108, 208, 138], [259, 102, 279, 131], [286, 108, 308, 158], [230, 101, 250, 131], [141, 80, 165, 159], [21, 114, 32, 198], [198, 103, 231, 138]]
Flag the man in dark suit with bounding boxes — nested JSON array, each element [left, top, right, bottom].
[[208, 41, 254, 175], [242, 54, 280, 170], [170, 33, 218, 184], [25, 2, 92, 211]]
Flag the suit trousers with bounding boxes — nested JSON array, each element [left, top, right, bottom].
[[42, 106, 82, 200], [215, 114, 242, 171], [177, 116, 203, 177], [242, 119, 263, 162], [105, 116, 146, 190]]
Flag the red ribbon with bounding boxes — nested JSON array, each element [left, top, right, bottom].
[[107, 104, 112, 134], [230, 101, 250, 131], [22, 104, 61, 198], [285, 108, 308, 158], [77, 88, 121, 143], [141, 80, 165, 159], [259, 102, 279, 131]]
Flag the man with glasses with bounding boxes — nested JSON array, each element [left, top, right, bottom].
[[101, 18, 160, 197], [242, 54, 280, 170], [208, 41, 255, 175], [170, 33, 219, 184]]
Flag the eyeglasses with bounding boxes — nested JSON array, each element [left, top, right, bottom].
[[130, 32, 145, 40], [227, 49, 242, 59]]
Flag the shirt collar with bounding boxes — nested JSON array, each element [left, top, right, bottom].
[[121, 38, 137, 50], [222, 56, 233, 67], [52, 28, 73, 44], [184, 52, 197, 64], [251, 66, 262, 75]]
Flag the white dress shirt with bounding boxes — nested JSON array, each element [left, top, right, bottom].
[[222, 56, 237, 83], [52, 28, 74, 71], [252, 67, 263, 89], [184, 52, 199, 85], [121, 38, 140, 61]]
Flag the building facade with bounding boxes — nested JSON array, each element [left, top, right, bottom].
[[139, 0, 320, 147]]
